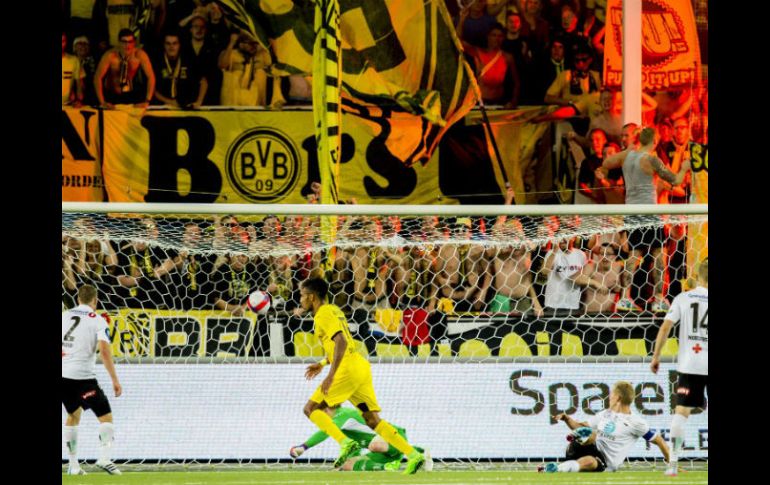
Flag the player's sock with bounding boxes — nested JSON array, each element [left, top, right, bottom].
[[309, 409, 347, 444], [64, 426, 79, 469], [98, 422, 115, 462], [669, 413, 687, 464], [374, 420, 415, 456], [557, 460, 580, 472]]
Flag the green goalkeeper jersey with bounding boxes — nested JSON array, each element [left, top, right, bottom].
[[304, 407, 407, 459]]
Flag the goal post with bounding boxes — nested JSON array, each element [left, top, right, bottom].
[[61, 202, 708, 468]]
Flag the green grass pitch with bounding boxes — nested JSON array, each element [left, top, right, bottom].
[[62, 469, 708, 485]]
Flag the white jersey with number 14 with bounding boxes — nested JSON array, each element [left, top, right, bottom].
[[664, 286, 708, 375]]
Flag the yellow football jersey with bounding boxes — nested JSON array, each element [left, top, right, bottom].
[[313, 303, 357, 364]]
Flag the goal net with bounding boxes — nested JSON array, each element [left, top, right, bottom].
[[62, 202, 708, 470]]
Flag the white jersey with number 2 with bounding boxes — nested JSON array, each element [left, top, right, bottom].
[[664, 286, 708, 375], [62, 304, 110, 380]]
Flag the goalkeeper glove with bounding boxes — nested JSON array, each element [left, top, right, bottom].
[[289, 444, 307, 458]]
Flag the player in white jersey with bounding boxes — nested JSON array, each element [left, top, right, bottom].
[[539, 381, 670, 473], [651, 258, 708, 476], [62, 285, 122, 476]]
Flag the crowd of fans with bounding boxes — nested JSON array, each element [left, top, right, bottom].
[[61, 184, 700, 358], [62, 1, 708, 204], [62, 0, 622, 110], [61, 1, 706, 353], [62, 204, 691, 320], [62, 0, 302, 110], [61, 2, 706, 125]]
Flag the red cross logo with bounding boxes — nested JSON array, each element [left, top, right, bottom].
[[692, 344, 702, 354]]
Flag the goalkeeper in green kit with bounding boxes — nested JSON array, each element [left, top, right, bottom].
[[290, 406, 432, 472]]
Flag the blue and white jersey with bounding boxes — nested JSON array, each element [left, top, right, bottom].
[[588, 409, 655, 471]]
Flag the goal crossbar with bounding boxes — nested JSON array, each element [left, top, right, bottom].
[[62, 202, 708, 217]]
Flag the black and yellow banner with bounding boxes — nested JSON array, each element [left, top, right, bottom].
[[66, 107, 575, 206], [216, 0, 478, 167], [62, 107, 103, 201], [100, 109, 448, 204], [688, 142, 708, 280], [106, 309, 259, 358]]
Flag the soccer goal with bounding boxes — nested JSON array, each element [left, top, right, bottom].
[[61, 202, 707, 470]]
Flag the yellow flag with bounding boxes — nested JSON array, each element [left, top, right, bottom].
[[218, 0, 478, 166], [313, 0, 341, 279]]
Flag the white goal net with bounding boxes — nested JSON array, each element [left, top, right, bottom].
[[62, 202, 708, 469]]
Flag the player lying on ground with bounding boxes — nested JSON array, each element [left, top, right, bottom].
[[539, 381, 670, 473], [290, 405, 432, 471]]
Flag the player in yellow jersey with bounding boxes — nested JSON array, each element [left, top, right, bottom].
[[300, 276, 426, 474]]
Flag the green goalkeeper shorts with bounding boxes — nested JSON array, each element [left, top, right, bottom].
[[352, 453, 401, 471]]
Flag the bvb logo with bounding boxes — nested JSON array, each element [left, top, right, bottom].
[[225, 128, 301, 202]]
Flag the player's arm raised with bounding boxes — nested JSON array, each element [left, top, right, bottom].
[[98, 339, 122, 397], [321, 332, 348, 394], [651, 318, 675, 374]]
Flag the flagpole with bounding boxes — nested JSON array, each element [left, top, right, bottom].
[[475, 97, 511, 192], [313, 0, 341, 280], [440, 3, 512, 197]]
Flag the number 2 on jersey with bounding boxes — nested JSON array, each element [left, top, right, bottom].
[[63, 316, 81, 342], [690, 302, 708, 335]]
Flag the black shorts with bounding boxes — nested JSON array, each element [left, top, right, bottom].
[[565, 441, 608, 472], [675, 372, 708, 408], [62, 378, 112, 417], [627, 226, 665, 250]]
